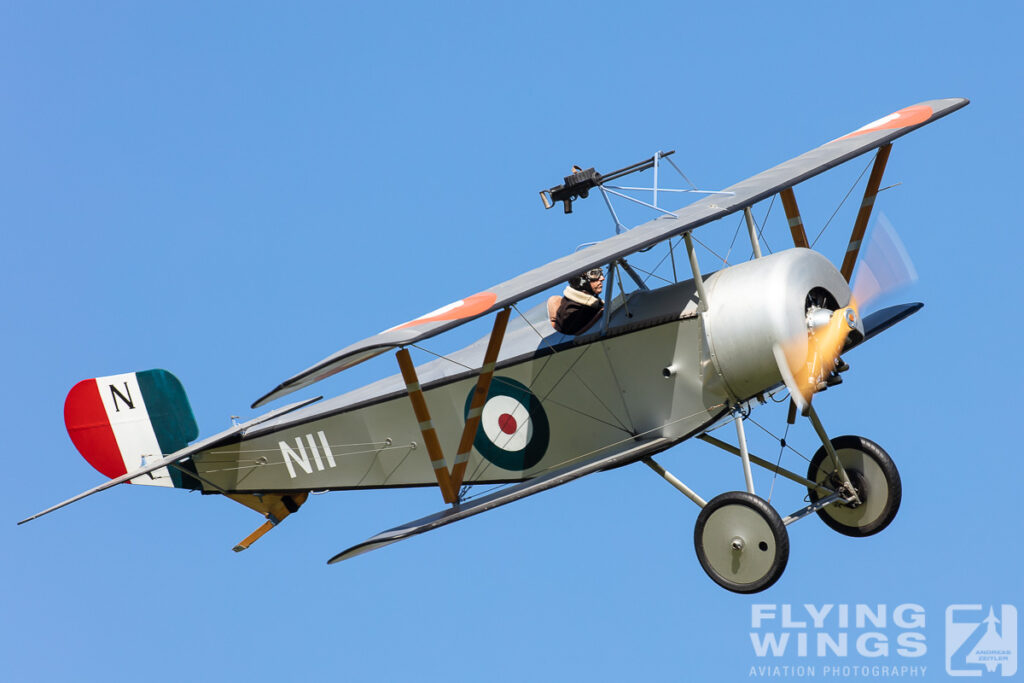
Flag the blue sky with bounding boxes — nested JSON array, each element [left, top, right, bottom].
[[3, 3, 1021, 681]]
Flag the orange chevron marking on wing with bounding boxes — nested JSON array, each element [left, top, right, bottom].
[[835, 104, 933, 142]]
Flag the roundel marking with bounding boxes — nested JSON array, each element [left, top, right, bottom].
[[834, 104, 933, 142], [393, 291, 498, 331], [465, 377, 549, 471]]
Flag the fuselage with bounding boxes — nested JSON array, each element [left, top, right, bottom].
[[192, 248, 853, 494]]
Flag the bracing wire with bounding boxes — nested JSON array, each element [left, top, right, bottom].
[[757, 195, 776, 255], [810, 156, 874, 248], [409, 343, 474, 371], [747, 416, 809, 463], [723, 212, 745, 264], [766, 421, 791, 503]]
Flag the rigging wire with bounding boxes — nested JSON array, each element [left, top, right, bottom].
[[541, 396, 634, 432], [376, 443, 417, 487], [756, 194, 776, 255], [626, 263, 674, 285], [747, 415, 809, 463], [461, 303, 593, 492], [459, 302, 642, 494], [512, 301, 630, 430], [207, 441, 392, 456], [766, 420, 791, 503], [640, 236, 683, 286], [597, 342, 637, 434], [692, 233, 728, 265], [810, 156, 874, 248], [723, 212, 746, 264], [409, 343, 474, 371], [200, 443, 412, 474], [512, 303, 634, 434]]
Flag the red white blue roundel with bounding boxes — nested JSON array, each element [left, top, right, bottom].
[[465, 377, 549, 471]]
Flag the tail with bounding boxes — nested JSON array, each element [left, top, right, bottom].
[[64, 369, 201, 489]]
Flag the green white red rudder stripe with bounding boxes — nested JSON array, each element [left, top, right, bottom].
[[64, 369, 200, 489]]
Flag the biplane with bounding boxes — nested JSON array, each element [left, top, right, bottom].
[[20, 97, 968, 593]]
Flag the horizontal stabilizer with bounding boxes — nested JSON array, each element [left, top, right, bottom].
[[328, 436, 671, 564]]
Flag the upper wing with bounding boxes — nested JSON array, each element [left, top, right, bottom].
[[253, 97, 968, 408]]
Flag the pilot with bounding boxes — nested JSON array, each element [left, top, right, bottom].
[[549, 268, 605, 335]]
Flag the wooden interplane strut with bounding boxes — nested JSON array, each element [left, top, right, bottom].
[[450, 307, 511, 491], [396, 348, 459, 503], [779, 188, 810, 248], [840, 144, 892, 281], [396, 308, 511, 504]]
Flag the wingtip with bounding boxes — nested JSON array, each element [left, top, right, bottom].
[[326, 547, 358, 565], [250, 387, 281, 410], [327, 548, 354, 565]]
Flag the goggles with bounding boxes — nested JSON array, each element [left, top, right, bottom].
[[585, 268, 604, 280]]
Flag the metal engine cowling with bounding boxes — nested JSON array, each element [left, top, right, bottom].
[[701, 248, 861, 402]]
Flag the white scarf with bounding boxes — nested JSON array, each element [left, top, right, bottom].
[[563, 286, 600, 308]]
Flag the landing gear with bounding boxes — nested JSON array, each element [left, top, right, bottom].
[[645, 416, 901, 594], [693, 491, 789, 594], [806, 435, 901, 537]]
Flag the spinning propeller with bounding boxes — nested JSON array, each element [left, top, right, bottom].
[[774, 214, 917, 413]]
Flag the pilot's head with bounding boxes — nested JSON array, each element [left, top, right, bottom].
[[569, 268, 605, 297]]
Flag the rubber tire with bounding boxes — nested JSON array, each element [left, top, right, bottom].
[[807, 435, 901, 537], [693, 491, 789, 594]]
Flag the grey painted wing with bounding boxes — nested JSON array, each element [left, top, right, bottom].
[[854, 302, 924, 347], [328, 436, 673, 564], [255, 98, 968, 408]]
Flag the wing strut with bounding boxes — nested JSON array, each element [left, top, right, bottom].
[[840, 143, 892, 281], [779, 188, 810, 248], [743, 208, 763, 258], [395, 307, 512, 504], [683, 232, 709, 312], [450, 307, 511, 492], [396, 348, 459, 503]]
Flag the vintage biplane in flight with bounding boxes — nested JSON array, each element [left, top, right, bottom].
[[20, 97, 968, 593]]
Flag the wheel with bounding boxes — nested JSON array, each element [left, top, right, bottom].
[[693, 491, 789, 594], [806, 435, 901, 537]]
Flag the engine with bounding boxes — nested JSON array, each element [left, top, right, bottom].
[[700, 248, 863, 402]]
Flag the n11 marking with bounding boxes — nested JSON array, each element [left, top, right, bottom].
[[280, 431, 336, 479]]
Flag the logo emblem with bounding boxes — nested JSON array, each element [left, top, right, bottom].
[[947, 604, 1018, 676], [465, 377, 549, 471]]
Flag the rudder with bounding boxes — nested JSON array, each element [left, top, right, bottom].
[[64, 369, 201, 489]]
